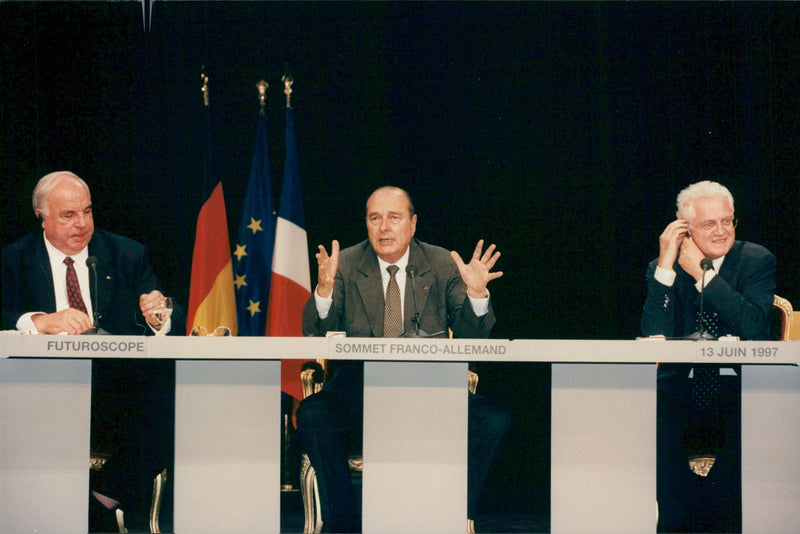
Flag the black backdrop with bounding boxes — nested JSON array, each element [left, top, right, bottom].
[[2, 1, 799, 522]]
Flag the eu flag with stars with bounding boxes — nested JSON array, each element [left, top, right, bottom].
[[234, 112, 276, 336]]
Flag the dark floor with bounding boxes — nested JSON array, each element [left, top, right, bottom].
[[279, 487, 548, 534]]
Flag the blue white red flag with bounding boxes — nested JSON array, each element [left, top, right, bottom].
[[268, 105, 311, 400]]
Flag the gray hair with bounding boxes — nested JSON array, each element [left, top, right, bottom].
[[32, 171, 91, 216], [676, 180, 735, 221]]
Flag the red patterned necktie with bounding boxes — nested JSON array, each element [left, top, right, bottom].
[[64, 257, 88, 313]]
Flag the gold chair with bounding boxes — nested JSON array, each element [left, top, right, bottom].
[[108, 469, 168, 533], [149, 469, 168, 533], [793, 311, 800, 341], [299, 360, 327, 534], [773, 295, 794, 341]]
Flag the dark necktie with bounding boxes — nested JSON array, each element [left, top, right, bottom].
[[691, 365, 721, 411], [383, 265, 402, 337], [64, 257, 88, 313], [687, 365, 725, 460], [692, 296, 721, 409], [696, 310, 720, 338]]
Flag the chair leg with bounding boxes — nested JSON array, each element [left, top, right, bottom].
[[300, 453, 323, 533], [312, 472, 323, 533], [115, 508, 127, 533], [150, 469, 167, 533], [467, 518, 475, 534]]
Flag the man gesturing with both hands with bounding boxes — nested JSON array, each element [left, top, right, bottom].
[[300, 186, 511, 533]]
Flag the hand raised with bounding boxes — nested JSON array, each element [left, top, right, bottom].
[[678, 235, 706, 281], [657, 219, 688, 270], [450, 239, 503, 299], [315, 240, 340, 298]]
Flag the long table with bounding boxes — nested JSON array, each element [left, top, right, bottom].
[[2, 335, 798, 533]]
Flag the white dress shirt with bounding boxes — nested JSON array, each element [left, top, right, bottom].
[[17, 232, 168, 334], [16, 233, 93, 332]]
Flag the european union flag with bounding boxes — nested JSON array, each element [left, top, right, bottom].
[[234, 112, 276, 336]]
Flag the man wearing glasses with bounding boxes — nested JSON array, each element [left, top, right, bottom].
[[641, 180, 776, 532]]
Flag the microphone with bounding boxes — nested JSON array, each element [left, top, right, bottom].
[[81, 256, 110, 335], [686, 258, 716, 341], [403, 264, 431, 338]]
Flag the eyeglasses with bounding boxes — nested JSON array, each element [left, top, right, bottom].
[[690, 215, 738, 234], [190, 326, 232, 337]]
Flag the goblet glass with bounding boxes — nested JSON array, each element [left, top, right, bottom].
[[152, 297, 173, 336]]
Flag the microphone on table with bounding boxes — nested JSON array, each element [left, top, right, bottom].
[[403, 264, 431, 338], [81, 256, 110, 335], [685, 258, 716, 341]]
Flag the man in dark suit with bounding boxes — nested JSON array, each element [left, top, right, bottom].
[[1, 170, 184, 532], [641, 180, 775, 533], [299, 186, 510, 533]]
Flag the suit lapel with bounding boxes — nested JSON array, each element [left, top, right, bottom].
[[27, 235, 57, 311], [88, 234, 113, 322], [406, 241, 431, 332], [717, 240, 742, 286], [354, 246, 385, 336]]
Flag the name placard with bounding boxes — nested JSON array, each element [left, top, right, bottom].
[[1, 332, 798, 364], [329, 337, 510, 361]]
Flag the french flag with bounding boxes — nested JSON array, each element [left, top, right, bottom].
[[267, 104, 311, 401]]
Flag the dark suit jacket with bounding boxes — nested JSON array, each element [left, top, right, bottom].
[[2, 228, 184, 334], [302, 238, 496, 394], [3, 229, 182, 522], [641, 240, 775, 341], [641, 240, 771, 533]]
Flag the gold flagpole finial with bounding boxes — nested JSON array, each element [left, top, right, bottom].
[[200, 68, 210, 107], [282, 72, 294, 108], [256, 80, 269, 114]]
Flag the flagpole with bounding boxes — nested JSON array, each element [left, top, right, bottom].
[[283, 71, 293, 108], [257, 80, 268, 114], [200, 68, 210, 107]]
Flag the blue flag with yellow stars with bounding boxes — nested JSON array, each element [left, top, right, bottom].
[[234, 112, 276, 335]]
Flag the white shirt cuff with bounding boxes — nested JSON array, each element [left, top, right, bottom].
[[16, 312, 41, 334], [314, 287, 333, 319], [653, 266, 676, 287], [468, 292, 490, 317]]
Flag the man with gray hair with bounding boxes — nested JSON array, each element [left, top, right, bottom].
[[641, 180, 775, 532], [300, 185, 510, 533], [2, 170, 184, 532]]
